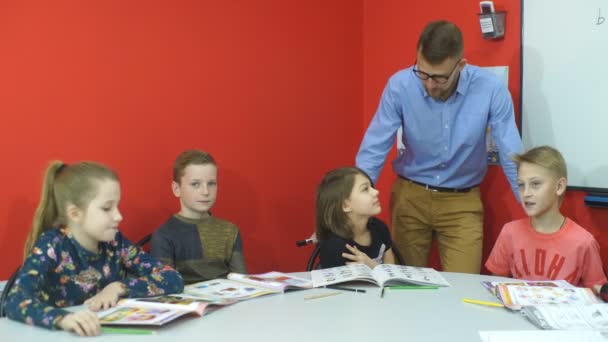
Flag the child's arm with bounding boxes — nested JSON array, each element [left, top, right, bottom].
[[84, 281, 127, 311], [319, 237, 350, 268], [150, 229, 177, 268], [373, 218, 395, 265], [228, 231, 247, 274], [343, 244, 379, 269], [383, 248, 396, 265], [484, 225, 513, 277], [116, 233, 184, 298], [57, 310, 101, 336], [580, 238, 607, 289], [4, 234, 72, 329]]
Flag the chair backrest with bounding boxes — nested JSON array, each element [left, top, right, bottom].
[[135, 234, 152, 251], [0, 266, 21, 318], [305, 245, 321, 272], [306, 242, 405, 272]]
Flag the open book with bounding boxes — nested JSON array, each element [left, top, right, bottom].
[[523, 304, 608, 330], [311, 264, 450, 288], [97, 295, 227, 326], [496, 284, 601, 310], [185, 271, 313, 301]]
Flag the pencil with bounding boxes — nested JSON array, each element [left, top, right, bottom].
[[462, 298, 504, 308], [304, 291, 342, 300], [101, 327, 155, 335], [326, 286, 366, 293], [388, 285, 439, 290], [380, 286, 385, 298]]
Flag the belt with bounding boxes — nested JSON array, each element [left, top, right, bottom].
[[399, 176, 477, 193]]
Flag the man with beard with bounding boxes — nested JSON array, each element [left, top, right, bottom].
[[356, 20, 522, 274]]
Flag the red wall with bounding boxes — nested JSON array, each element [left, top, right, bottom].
[[1, 1, 607, 280], [0, 1, 363, 278], [363, 0, 608, 273]]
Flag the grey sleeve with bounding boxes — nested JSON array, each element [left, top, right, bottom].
[[229, 231, 247, 274], [150, 229, 177, 268]]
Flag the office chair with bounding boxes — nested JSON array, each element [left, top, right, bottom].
[[306, 245, 321, 271], [0, 266, 21, 318], [295, 236, 321, 271], [135, 234, 152, 251]]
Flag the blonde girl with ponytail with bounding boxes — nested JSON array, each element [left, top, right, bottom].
[[5, 161, 183, 336]]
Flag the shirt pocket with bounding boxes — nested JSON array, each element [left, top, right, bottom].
[[453, 109, 488, 147]]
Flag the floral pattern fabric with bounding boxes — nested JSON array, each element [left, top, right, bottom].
[[4, 227, 184, 329]]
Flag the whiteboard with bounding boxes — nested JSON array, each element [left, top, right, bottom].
[[522, 0, 608, 190]]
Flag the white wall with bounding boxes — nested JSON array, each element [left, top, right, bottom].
[[522, 0, 608, 190]]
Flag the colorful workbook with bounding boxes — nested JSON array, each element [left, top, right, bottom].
[[496, 284, 601, 311], [310, 264, 450, 288], [523, 303, 608, 330], [480, 279, 574, 296], [97, 295, 226, 326], [184, 271, 313, 301]]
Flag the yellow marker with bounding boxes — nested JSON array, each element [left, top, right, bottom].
[[304, 291, 342, 300], [462, 298, 504, 308]]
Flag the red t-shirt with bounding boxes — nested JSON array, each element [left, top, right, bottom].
[[486, 218, 607, 288]]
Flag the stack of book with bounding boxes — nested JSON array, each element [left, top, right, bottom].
[[480, 279, 607, 330]]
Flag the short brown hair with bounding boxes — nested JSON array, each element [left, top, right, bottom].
[[315, 167, 372, 241], [417, 20, 464, 64], [173, 150, 216, 184]]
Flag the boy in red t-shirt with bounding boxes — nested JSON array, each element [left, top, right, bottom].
[[485, 146, 606, 289]]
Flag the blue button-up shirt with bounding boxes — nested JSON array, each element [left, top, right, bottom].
[[356, 64, 522, 197]]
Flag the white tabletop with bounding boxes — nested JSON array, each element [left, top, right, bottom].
[[0, 272, 537, 341]]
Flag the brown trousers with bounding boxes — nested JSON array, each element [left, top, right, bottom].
[[390, 177, 483, 274]]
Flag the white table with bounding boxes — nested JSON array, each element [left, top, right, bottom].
[[0, 272, 537, 341]]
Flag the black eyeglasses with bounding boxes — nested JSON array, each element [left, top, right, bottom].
[[412, 59, 461, 84]]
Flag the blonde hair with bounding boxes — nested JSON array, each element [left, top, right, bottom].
[[512, 145, 567, 201], [315, 167, 372, 241], [173, 150, 216, 184], [24, 161, 119, 259]]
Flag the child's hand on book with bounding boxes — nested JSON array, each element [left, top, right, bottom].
[[85, 282, 127, 311], [58, 310, 101, 336], [343, 244, 379, 269]]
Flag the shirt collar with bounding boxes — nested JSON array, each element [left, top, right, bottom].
[[175, 213, 212, 225], [455, 64, 470, 96], [64, 227, 104, 259], [413, 64, 471, 99]]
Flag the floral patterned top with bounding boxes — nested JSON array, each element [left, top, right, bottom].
[[4, 227, 184, 329]]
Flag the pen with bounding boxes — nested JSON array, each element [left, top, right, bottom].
[[304, 291, 342, 300], [388, 285, 439, 290], [101, 327, 155, 335], [462, 298, 504, 308], [326, 286, 366, 293], [380, 286, 385, 298]]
